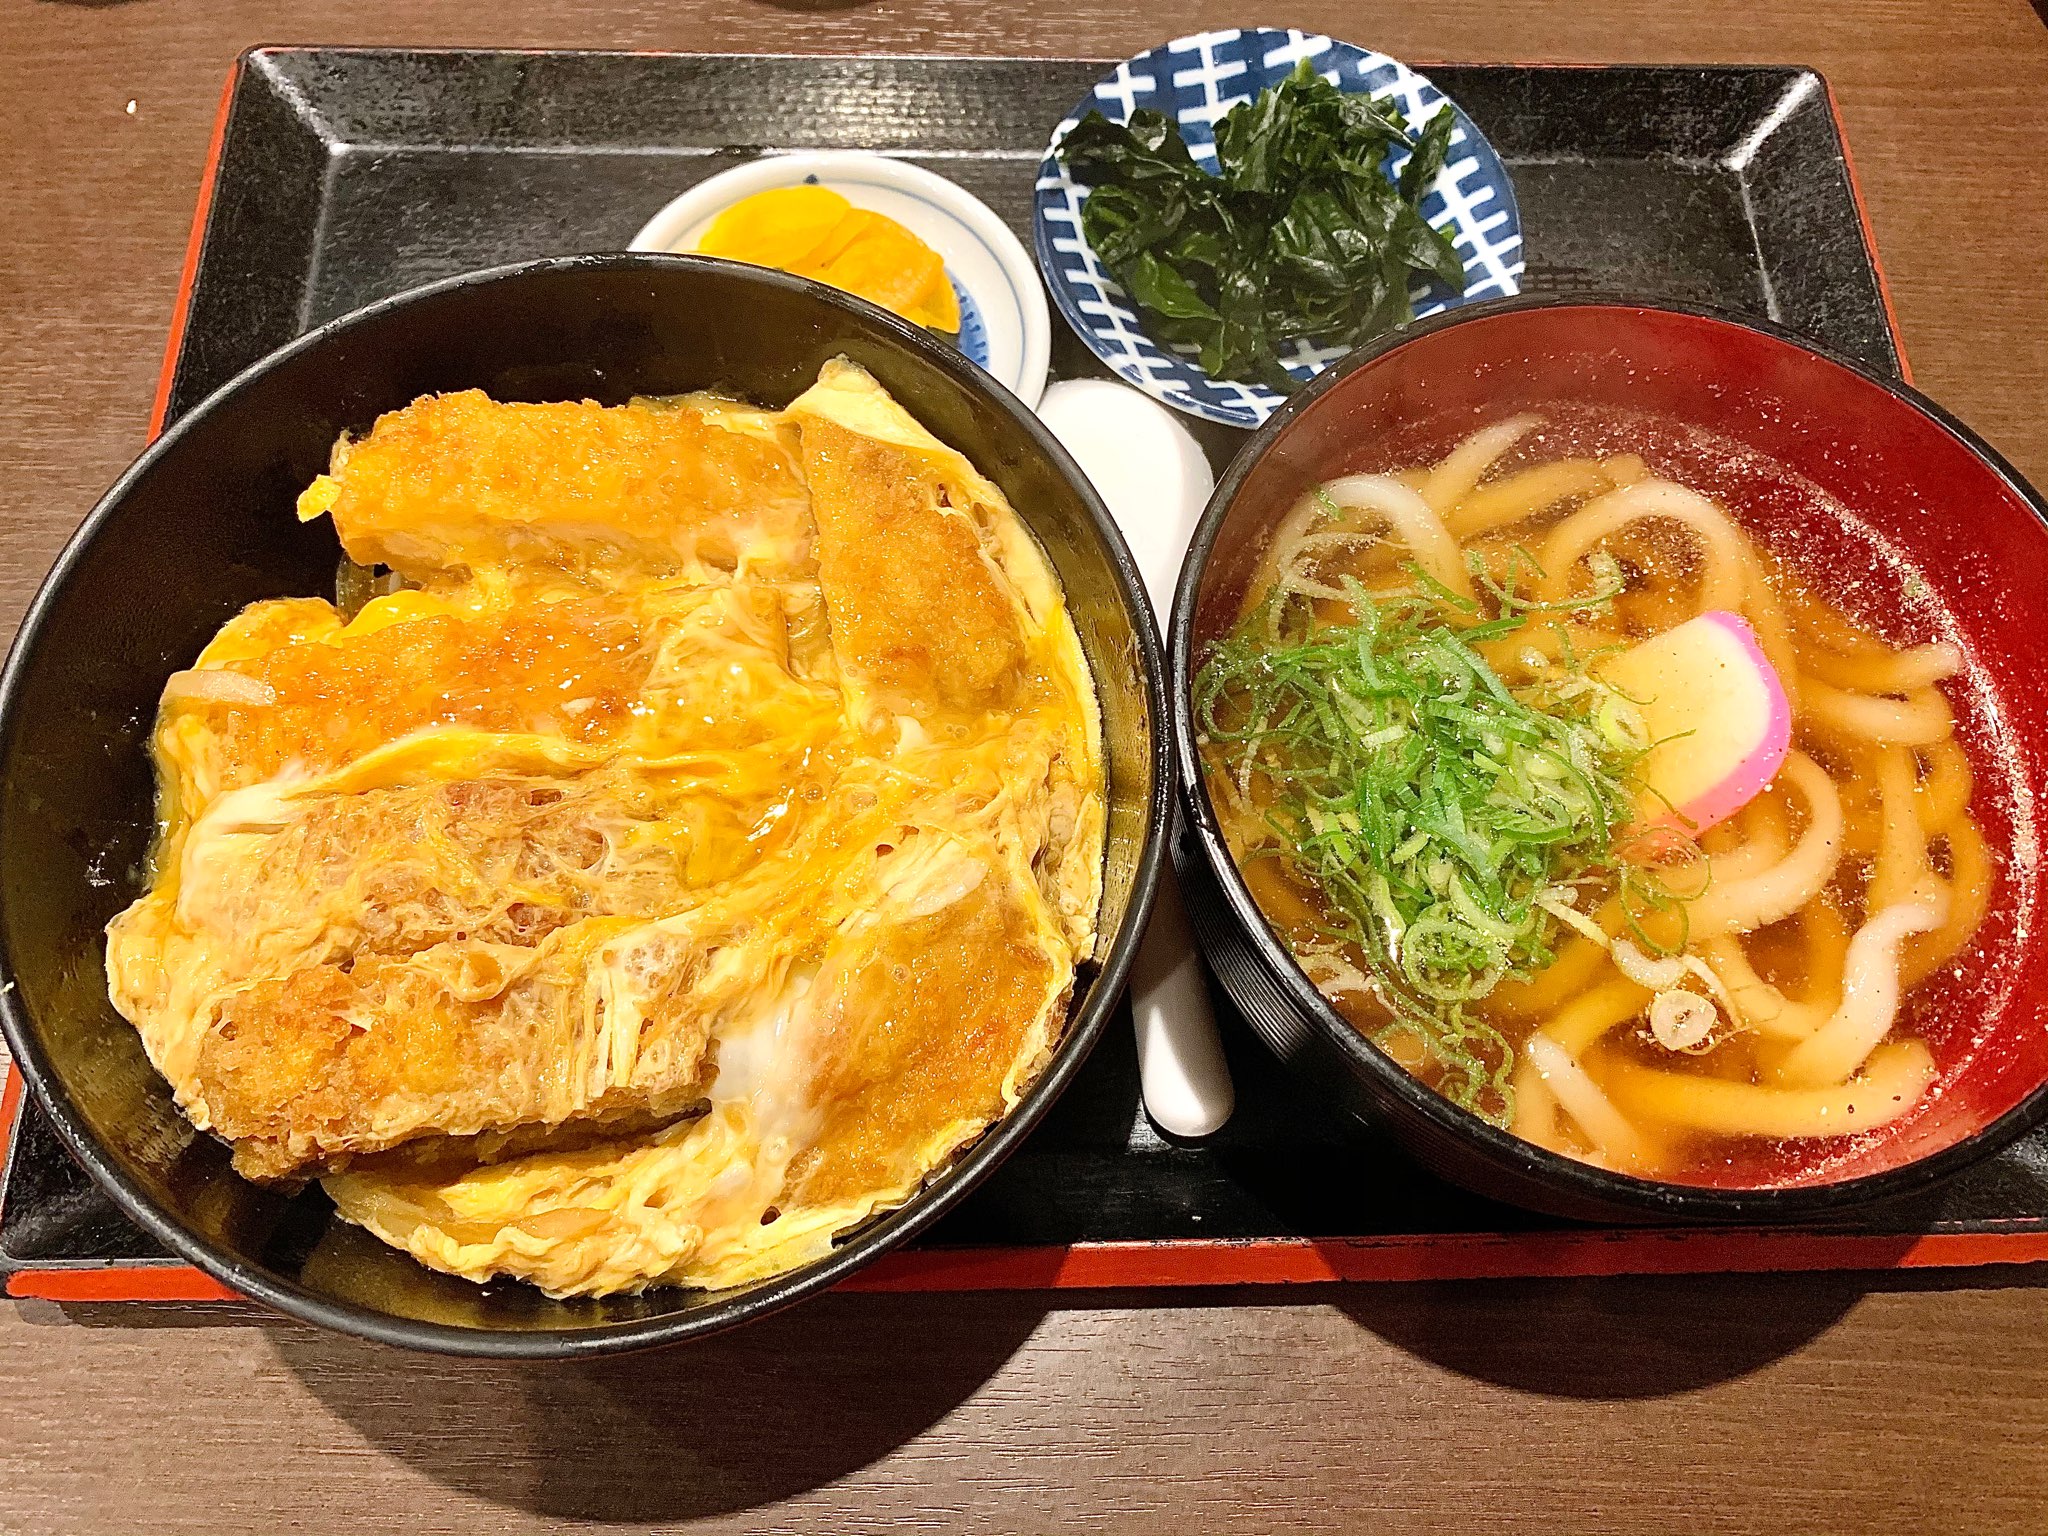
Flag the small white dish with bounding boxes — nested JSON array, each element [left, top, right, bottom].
[[631, 151, 1052, 409]]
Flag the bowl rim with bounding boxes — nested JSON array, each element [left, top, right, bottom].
[[1169, 290, 2048, 1220], [0, 251, 1171, 1355]]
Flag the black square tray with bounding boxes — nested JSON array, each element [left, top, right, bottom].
[[11, 48, 2041, 1301]]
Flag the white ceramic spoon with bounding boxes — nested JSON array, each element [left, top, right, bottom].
[[1037, 379, 1236, 1138]]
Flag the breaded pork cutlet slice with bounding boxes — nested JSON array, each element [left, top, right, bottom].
[[298, 389, 815, 586]]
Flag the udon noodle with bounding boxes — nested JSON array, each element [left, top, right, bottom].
[[1196, 416, 1989, 1181]]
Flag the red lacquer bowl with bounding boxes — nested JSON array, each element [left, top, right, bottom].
[[1171, 298, 2048, 1220]]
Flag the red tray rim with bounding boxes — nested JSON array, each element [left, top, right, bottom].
[[13, 51, 2024, 1309]]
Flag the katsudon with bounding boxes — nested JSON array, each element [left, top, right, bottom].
[[104, 359, 1105, 1298]]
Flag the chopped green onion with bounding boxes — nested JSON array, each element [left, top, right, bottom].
[[1196, 561, 1673, 1125]]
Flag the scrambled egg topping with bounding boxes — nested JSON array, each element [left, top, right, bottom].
[[104, 360, 1103, 1297]]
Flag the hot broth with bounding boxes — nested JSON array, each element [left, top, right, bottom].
[[1195, 410, 1992, 1185]]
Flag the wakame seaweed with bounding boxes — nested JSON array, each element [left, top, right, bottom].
[[1058, 59, 1468, 392]]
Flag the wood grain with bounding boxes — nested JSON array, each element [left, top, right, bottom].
[[5, 1276, 2048, 1533], [4, 2, 2048, 1531]]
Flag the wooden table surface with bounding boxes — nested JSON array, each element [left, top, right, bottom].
[[5, 1, 2048, 1530]]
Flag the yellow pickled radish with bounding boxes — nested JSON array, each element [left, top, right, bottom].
[[808, 211, 958, 330], [693, 186, 961, 332], [896, 252, 961, 332], [695, 184, 852, 270]]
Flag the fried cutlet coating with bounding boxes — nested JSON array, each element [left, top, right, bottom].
[[797, 415, 1025, 714], [309, 390, 814, 584]]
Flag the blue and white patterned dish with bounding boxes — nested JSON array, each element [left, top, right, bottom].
[[1034, 29, 1525, 430]]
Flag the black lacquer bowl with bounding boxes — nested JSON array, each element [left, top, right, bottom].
[[1169, 296, 2048, 1226], [0, 254, 1168, 1355]]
